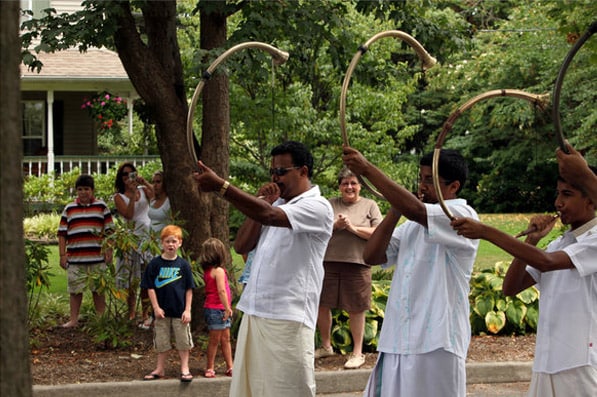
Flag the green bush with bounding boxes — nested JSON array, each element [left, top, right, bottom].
[[25, 239, 55, 327], [23, 213, 60, 240], [323, 260, 539, 353], [469, 261, 538, 335], [22, 162, 163, 214]]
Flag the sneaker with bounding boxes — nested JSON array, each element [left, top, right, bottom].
[[344, 354, 365, 369], [314, 346, 335, 359]]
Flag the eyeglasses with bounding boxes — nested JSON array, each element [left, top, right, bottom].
[[340, 181, 359, 187], [269, 166, 300, 176]]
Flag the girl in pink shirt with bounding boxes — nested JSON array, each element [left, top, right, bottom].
[[200, 238, 233, 378]]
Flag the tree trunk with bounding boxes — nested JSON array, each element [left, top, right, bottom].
[[111, 1, 222, 259], [0, 1, 33, 396], [200, 7, 231, 247], [110, 1, 232, 330]]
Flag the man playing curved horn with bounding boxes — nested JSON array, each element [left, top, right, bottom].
[[342, 146, 479, 397], [451, 165, 597, 397]]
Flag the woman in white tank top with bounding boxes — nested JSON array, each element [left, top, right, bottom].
[[114, 162, 153, 325]]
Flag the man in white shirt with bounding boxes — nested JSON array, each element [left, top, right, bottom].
[[342, 147, 479, 397], [452, 167, 597, 397], [193, 141, 333, 397]]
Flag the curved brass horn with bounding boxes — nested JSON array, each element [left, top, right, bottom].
[[552, 20, 596, 153], [432, 89, 550, 220], [186, 42, 289, 164], [340, 30, 437, 199]]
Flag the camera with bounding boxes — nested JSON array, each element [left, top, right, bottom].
[[128, 171, 137, 180]]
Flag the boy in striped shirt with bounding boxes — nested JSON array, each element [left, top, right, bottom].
[[57, 175, 114, 328]]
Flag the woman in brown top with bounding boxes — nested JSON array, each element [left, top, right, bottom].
[[315, 167, 382, 369]]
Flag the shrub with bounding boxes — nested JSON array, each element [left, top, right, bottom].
[[23, 162, 163, 213], [23, 213, 60, 240], [323, 261, 540, 353], [469, 261, 539, 335], [25, 239, 55, 327]]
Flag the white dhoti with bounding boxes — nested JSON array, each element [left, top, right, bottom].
[[363, 349, 466, 397], [229, 314, 316, 397]]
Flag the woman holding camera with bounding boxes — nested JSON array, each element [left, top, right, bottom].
[[114, 162, 153, 325]]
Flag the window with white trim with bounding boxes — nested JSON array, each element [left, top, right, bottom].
[[22, 100, 46, 155]]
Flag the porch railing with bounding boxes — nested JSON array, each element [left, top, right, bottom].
[[23, 155, 161, 177]]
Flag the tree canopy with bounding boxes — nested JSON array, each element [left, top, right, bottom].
[[21, 0, 597, 228]]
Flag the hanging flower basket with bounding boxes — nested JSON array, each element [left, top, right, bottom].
[[81, 91, 128, 131]]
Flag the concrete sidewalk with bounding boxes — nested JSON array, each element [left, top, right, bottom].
[[32, 361, 532, 397]]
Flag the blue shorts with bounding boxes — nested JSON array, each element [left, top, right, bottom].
[[204, 308, 231, 330]]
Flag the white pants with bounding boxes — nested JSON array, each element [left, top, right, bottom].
[[363, 349, 466, 397], [229, 314, 316, 397], [528, 366, 597, 397]]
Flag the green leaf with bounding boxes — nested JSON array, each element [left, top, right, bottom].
[[516, 287, 539, 305], [505, 300, 527, 327], [485, 311, 506, 334], [525, 305, 539, 330], [495, 298, 507, 312], [363, 319, 378, 345], [473, 294, 495, 317]]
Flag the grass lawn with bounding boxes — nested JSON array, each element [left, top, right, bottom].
[[475, 213, 563, 270], [42, 213, 562, 295]]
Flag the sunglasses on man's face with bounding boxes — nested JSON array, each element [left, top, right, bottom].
[[269, 166, 300, 176]]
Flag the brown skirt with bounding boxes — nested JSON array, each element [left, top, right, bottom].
[[319, 261, 372, 312]]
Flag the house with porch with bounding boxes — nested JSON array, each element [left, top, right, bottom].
[[19, 0, 158, 177]]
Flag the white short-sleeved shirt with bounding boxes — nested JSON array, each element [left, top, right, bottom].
[[236, 185, 334, 330], [378, 199, 479, 359], [526, 217, 597, 374]]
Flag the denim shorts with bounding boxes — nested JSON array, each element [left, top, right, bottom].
[[204, 308, 231, 330]]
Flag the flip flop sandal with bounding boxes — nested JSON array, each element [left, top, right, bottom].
[[204, 369, 216, 378], [180, 373, 193, 383], [143, 373, 162, 381]]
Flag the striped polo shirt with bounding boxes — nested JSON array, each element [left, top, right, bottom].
[[57, 198, 114, 265]]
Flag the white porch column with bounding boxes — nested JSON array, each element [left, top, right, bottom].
[[46, 90, 55, 176], [128, 96, 133, 135]]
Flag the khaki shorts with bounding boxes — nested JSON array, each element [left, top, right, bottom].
[[153, 317, 194, 352], [67, 263, 106, 294], [319, 261, 372, 312], [115, 249, 148, 289]]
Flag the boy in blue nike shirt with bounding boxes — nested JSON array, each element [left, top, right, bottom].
[[141, 225, 196, 382]]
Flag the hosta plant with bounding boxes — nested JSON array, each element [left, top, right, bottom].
[[469, 261, 539, 335]]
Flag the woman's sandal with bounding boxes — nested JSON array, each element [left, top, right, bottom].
[[225, 368, 233, 377], [180, 373, 193, 383], [204, 369, 216, 378], [138, 317, 153, 330], [143, 373, 162, 381]]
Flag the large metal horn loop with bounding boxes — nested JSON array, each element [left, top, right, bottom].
[[433, 89, 550, 220], [186, 42, 289, 164], [552, 21, 596, 152], [340, 30, 437, 198]]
